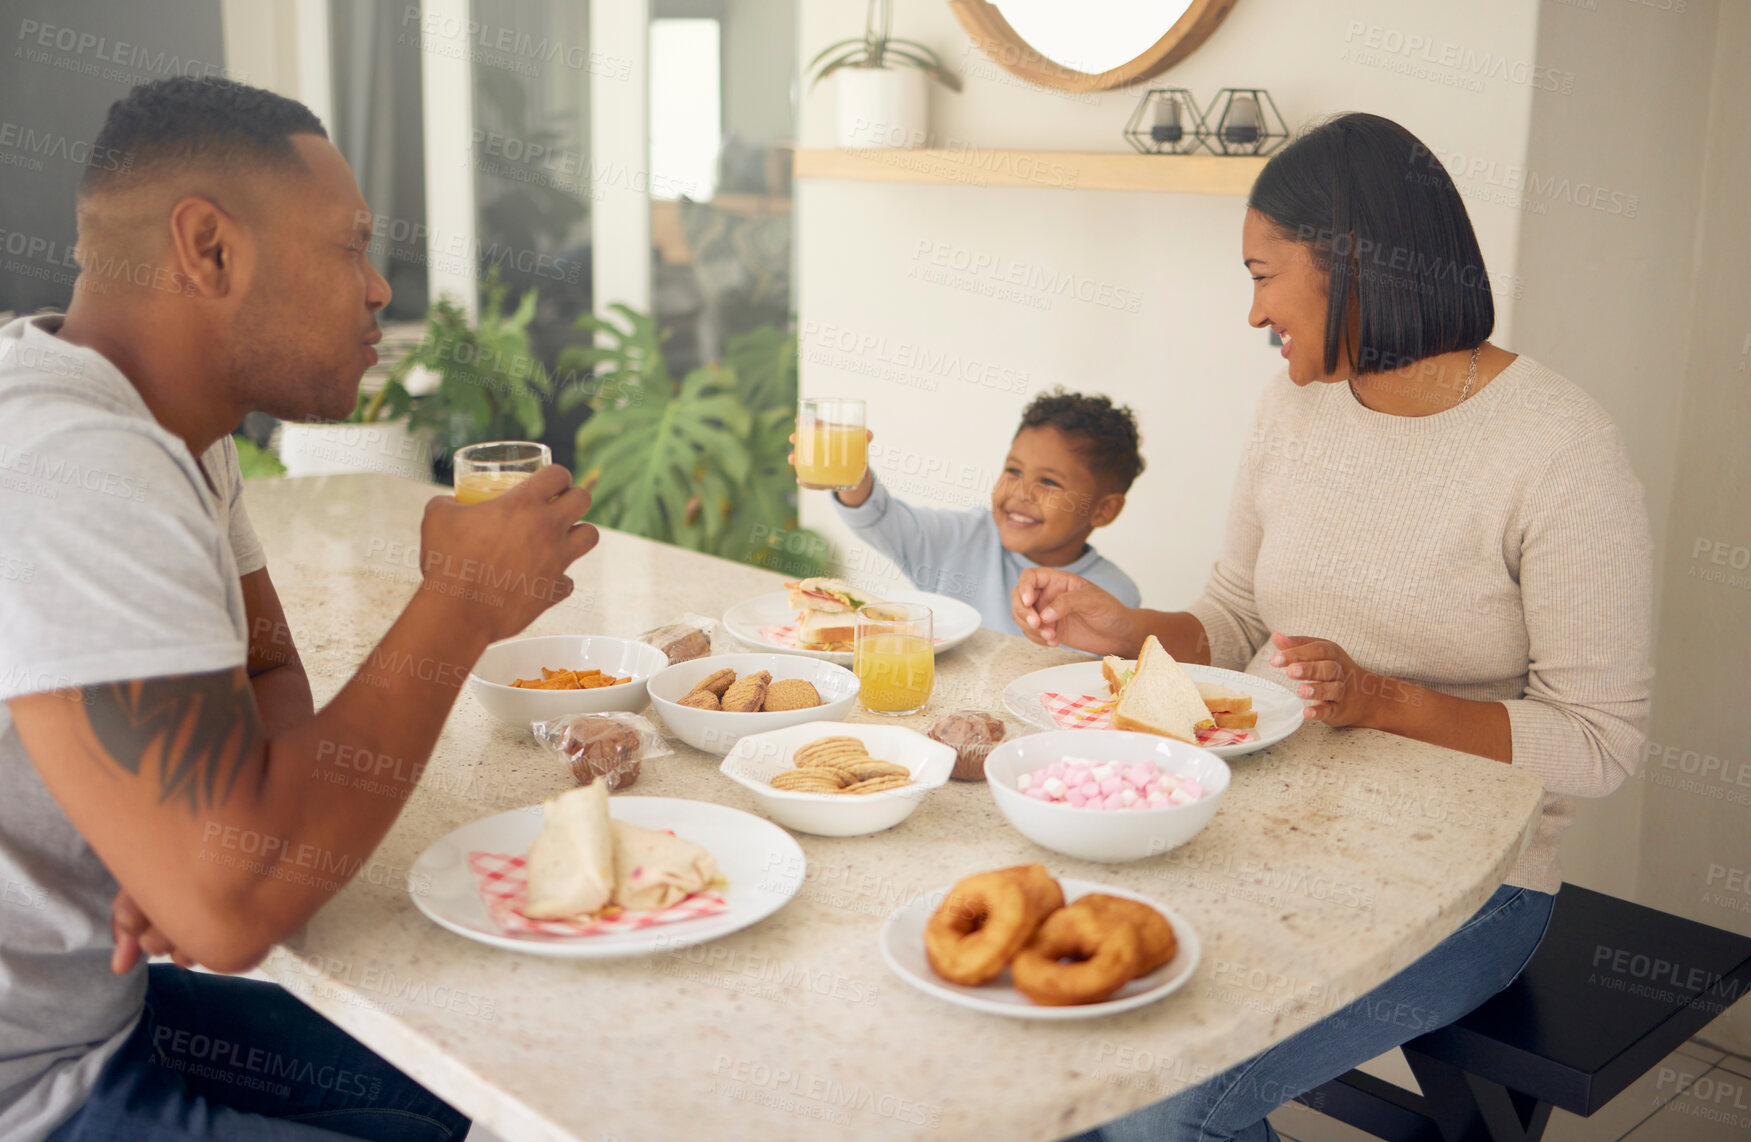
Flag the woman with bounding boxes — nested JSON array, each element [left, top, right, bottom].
[[1016, 113, 1653, 1142]]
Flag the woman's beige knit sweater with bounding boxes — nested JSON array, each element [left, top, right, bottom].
[[1186, 356, 1653, 893]]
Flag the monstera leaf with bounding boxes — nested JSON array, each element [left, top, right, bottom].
[[723, 325, 798, 414], [575, 363, 750, 544], [714, 405, 833, 579], [558, 304, 670, 413], [563, 306, 831, 578]]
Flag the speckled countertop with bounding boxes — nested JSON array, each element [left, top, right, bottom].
[[244, 474, 1545, 1142]]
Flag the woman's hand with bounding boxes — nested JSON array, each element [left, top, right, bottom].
[[1012, 568, 1142, 655], [1270, 631, 1411, 727], [111, 889, 199, 973]]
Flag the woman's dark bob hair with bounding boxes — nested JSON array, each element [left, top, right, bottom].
[[1248, 112, 1494, 376]]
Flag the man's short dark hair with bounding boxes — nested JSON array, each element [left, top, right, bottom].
[[1017, 389, 1145, 494], [80, 76, 327, 196], [1247, 112, 1494, 376]]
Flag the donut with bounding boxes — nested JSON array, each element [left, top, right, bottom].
[[923, 872, 1039, 986], [1074, 894, 1177, 975], [1010, 903, 1142, 1006], [992, 863, 1065, 918]]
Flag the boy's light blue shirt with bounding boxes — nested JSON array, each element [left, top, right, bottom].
[[831, 475, 1142, 638]]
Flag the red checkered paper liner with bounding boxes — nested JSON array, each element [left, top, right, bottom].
[[1038, 692, 1255, 747], [467, 851, 728, 938], [757, 624, 947, 648]]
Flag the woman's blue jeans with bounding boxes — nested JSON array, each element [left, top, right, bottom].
[[1076, 882, 1555, 1142], [46, 964, 469, 1142]]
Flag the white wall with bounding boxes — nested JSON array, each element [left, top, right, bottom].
[[796, 0, 1541, 607], [1636, 0, 1751, 1055], [1512, 0, 1722, 914]]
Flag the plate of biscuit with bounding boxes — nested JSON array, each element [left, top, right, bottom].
[[647, 654, 861, 755], [880, 864, 1201, 1019]]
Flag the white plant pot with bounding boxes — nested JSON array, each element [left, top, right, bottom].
[[276, 418, 437, 482], [834, 66, 929, 149]]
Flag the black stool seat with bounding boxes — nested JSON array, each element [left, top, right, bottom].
[[1304, 884, 1751, 1142]]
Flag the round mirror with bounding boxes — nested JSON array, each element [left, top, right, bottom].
[[950, 0, 1238, 93]]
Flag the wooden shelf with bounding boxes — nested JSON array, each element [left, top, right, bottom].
[[794, 147, 1266, 195]]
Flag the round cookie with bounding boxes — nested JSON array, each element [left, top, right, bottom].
[[761, 678, 822, 712]]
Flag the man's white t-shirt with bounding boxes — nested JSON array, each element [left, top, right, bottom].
[[0, 314, 265, 1142]]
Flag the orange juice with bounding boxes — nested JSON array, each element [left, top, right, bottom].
[[454, 471, 531, 504], [855, 633, 934, 714], [796, 422, 868, 488]]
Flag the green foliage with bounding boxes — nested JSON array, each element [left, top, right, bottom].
[[351, 268, 549, 461], [234, 435, 286, 479], [559, 309, 832, 578]]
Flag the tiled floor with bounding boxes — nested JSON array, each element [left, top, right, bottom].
[[1266, 1042, 1751, 1142]]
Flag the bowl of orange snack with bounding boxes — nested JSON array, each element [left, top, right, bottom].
[[468, 635, 670, 726]]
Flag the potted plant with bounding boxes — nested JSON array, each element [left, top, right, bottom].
[[277, 269, 550, 482], [808, 0, 961, 149], [557, 310, 832, 577]]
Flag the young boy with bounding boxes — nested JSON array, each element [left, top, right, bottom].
[[796, 390, 1145, 636]]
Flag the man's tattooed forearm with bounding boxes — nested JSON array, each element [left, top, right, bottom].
[[84, 670, 261, 811]]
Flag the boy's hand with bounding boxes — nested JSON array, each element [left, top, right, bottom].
[[788, 429, 875, 507], [1012, 568, 1142, 655]]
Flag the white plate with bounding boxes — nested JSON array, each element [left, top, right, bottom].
[[723, 589, 983, 665], [880, 878, 1201, 1020], [407, 797, 805, 958], [1000, 662, 1301, 759]]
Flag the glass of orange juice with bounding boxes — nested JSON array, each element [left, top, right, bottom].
[[854, 602, 934, 716], [795, 398, 867, 490], [453, 441, 550, 504]]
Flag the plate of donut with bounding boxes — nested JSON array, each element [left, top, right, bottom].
[[879, 865, 1201, 1020]]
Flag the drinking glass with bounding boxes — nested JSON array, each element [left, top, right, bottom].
[[453, 441, 550, 504], [795, 398, 867, 490], [854, 602, 934, 716]]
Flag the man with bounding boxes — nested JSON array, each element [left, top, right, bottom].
[[0, 78, 596, 1140]]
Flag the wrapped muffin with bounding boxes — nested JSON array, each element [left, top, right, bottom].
[[928, 710, 1006, 781], [533, 712, 672, 791]]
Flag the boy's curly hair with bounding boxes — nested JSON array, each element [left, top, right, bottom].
[[1017, 389, 1145, 494]]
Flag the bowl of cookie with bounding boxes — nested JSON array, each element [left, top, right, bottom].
[[719, 722, 956, 836], [646, 654, 860, 755]]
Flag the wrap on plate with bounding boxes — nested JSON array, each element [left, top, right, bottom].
[[523, 781, 615, 919], [610, 820, 719, 910]]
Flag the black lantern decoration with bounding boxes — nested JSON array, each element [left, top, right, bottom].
[[1201, 88, 1289, 156], [1123, 88, 1206, 155]]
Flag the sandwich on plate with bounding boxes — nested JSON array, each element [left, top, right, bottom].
[[784, 577, 881, 652], [1110, 637, 1214, 744], [1105, 636, 1251, 745]]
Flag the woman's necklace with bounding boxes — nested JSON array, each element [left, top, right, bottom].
[[1459, 345, 1480, 402]]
